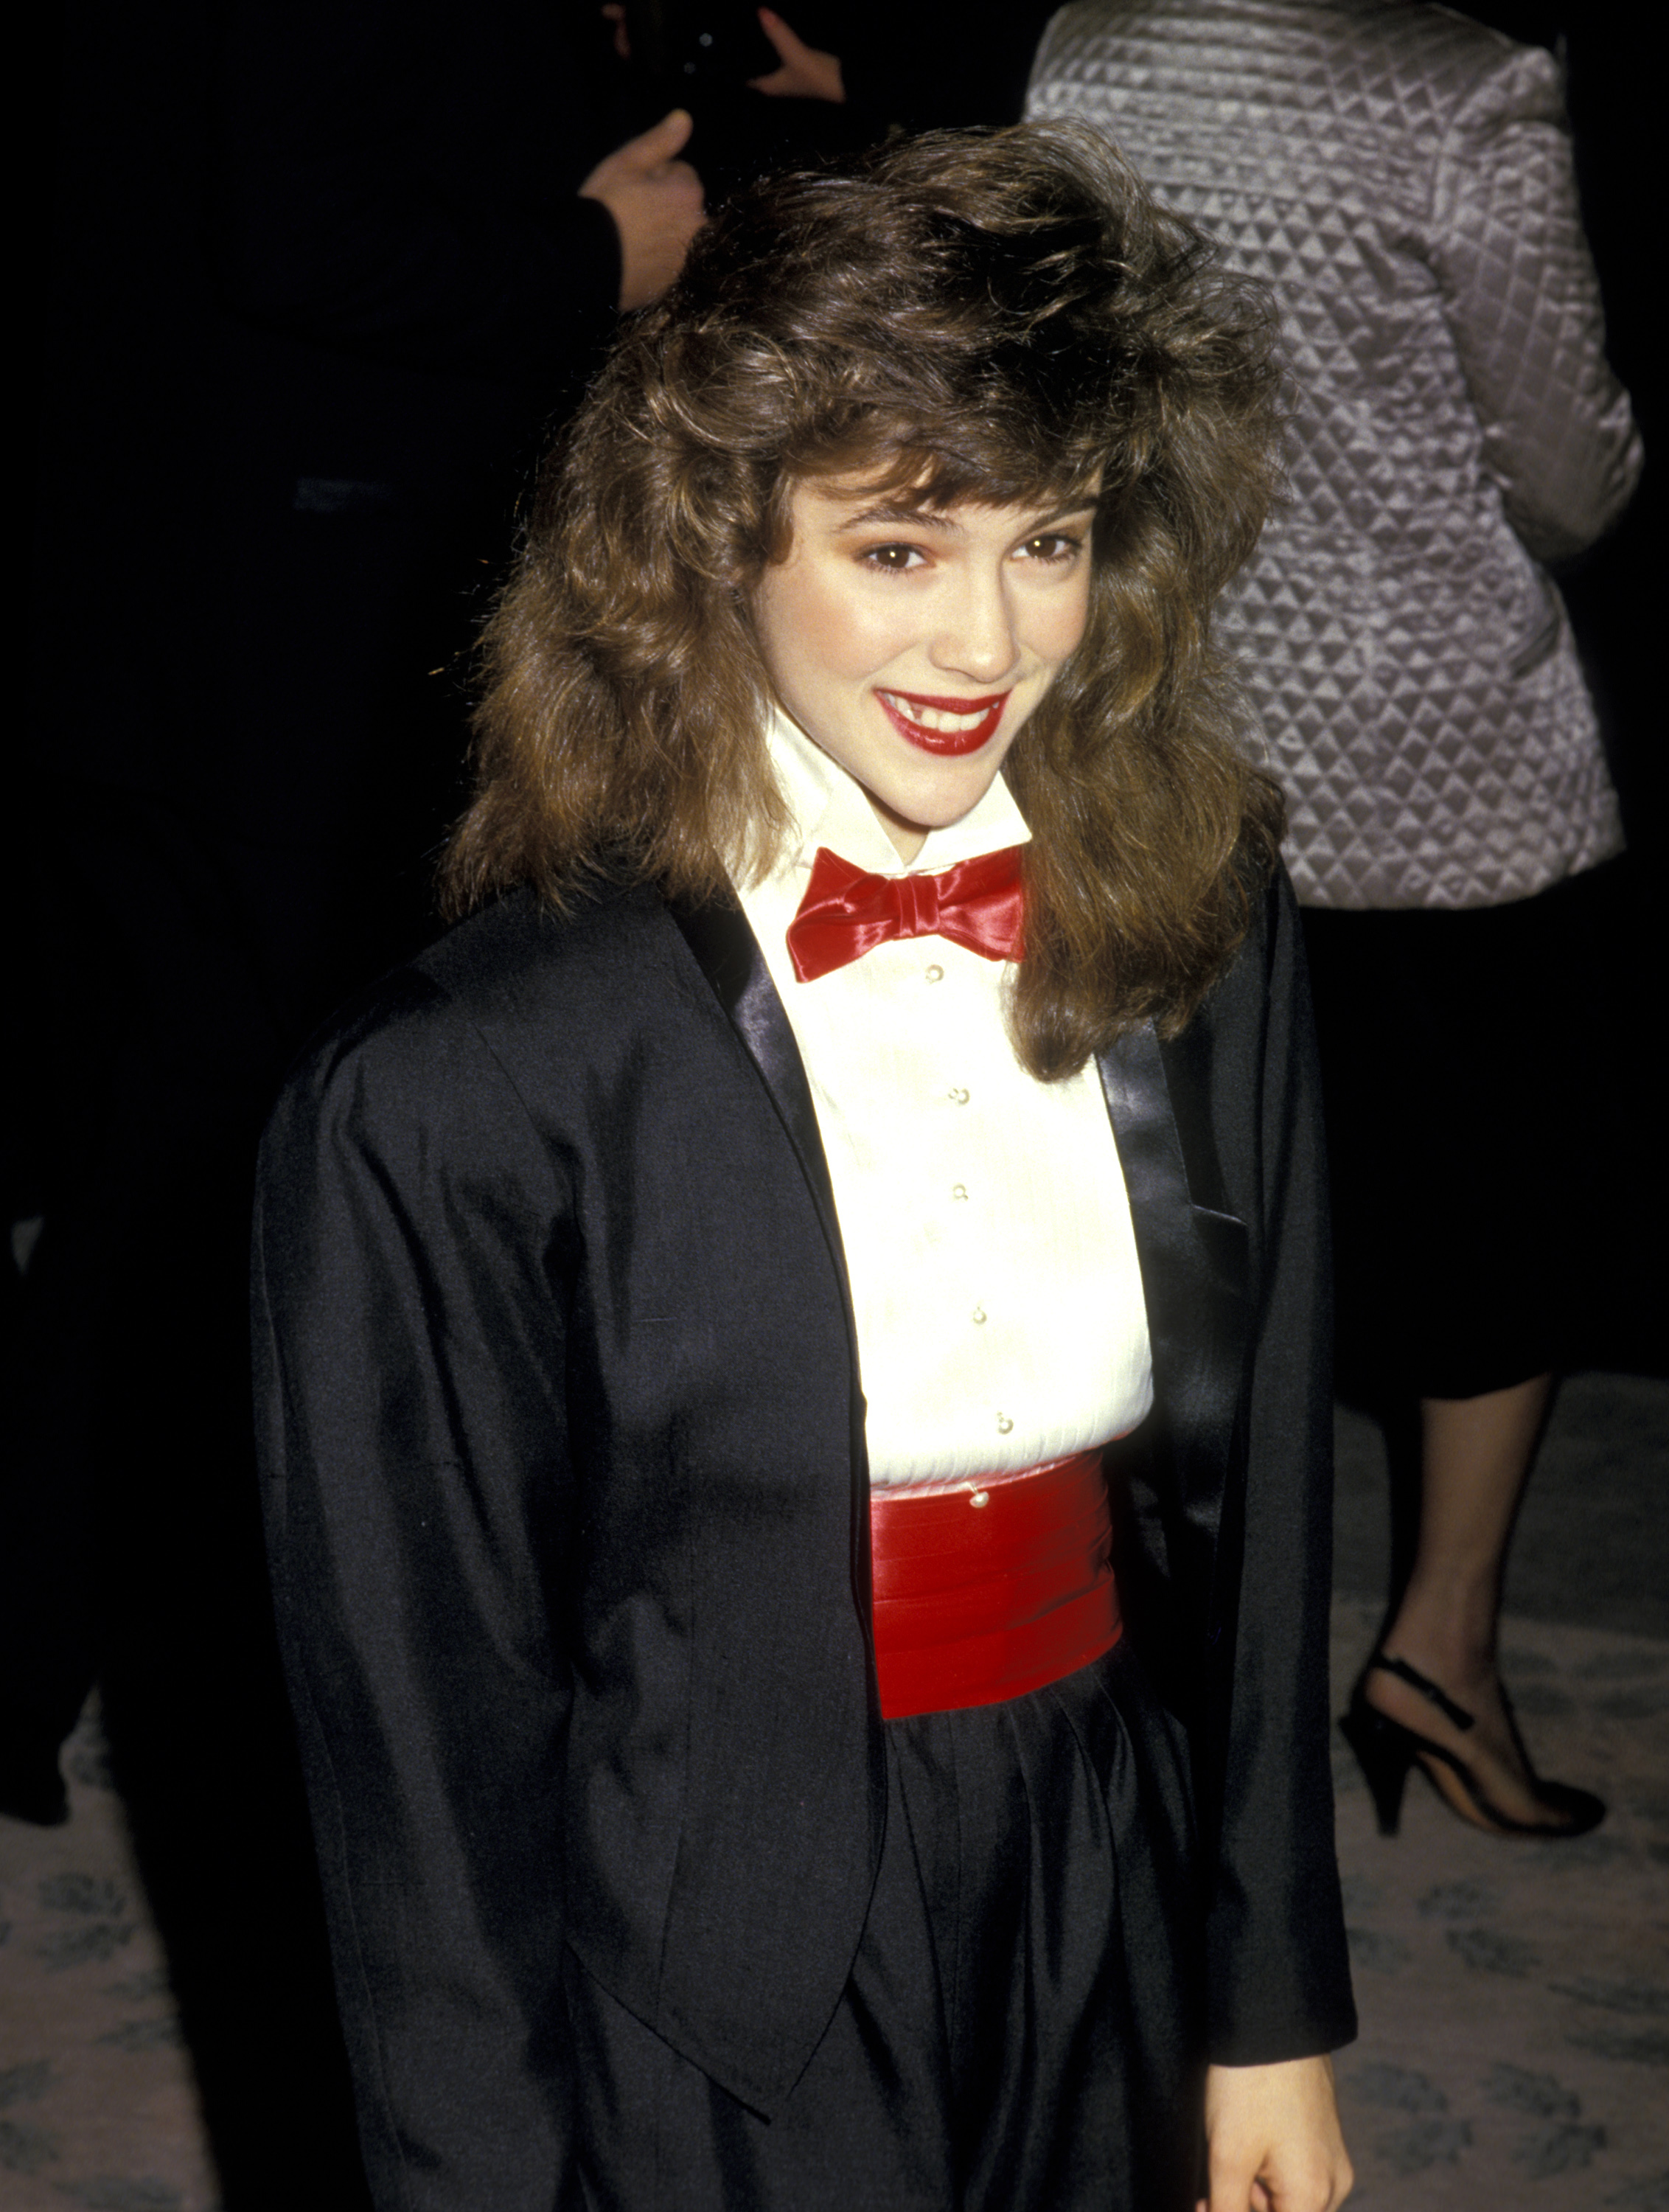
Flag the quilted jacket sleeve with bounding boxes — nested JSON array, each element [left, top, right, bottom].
[[1430, 41, 1642, 564]]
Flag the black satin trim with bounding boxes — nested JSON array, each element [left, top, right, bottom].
[[666, 894, 841, 1253], [1095, 1024, 1249, 1700], [663, 891, 880, 1681]]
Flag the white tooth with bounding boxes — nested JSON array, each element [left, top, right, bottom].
[[884, 694, 986, 732]]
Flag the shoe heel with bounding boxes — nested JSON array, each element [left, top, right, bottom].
[[1340, 1700, 1411, 1837]]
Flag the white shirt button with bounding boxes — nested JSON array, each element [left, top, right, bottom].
[[951, 1183, 969, 1201], [924, 963, 944, 983], [948, 1087, 970, 1105], [971, 1306, 986, 1324], [995, 1413, 1014, 1435]]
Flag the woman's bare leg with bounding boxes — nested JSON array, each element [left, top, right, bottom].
[[1365, 1374, 1572, 1828]]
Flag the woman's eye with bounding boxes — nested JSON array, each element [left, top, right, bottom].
[[1019, 532, 1081, 564], [859, 543, 925, 572]]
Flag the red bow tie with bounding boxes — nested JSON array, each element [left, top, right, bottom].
[[786, 845, 1026, 982]]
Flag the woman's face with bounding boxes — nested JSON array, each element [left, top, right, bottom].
[[751, 479, 1098, 861]]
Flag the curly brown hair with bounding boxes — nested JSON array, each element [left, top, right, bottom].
[[442, 122, 1284, 1077]]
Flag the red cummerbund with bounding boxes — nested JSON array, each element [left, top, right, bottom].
[[869, 1448, 1121, 1722]]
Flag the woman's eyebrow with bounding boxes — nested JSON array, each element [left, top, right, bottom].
[[833, 498, 1098, 534], [834, 501, 962, 532], [1026, 501, 1101, 529]]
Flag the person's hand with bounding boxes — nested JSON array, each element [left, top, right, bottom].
[[748, 8, 844, 101], [579, 109, 705, 311], [1199, 2056, 1353, 2212]]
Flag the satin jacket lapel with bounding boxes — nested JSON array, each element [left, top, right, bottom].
[[664, 893, 875, 1602], [666, 897, 843, 1265], [1097, 1021, 1250, 1658]]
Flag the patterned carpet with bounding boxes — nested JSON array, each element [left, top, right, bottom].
[[1328, 1598, 1669, 2211], [0, 1703, 217, 2212], [3, 1602, 1666, 2210]]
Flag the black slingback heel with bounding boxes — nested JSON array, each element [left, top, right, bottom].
[[1340, 1650, 1604, 1840]]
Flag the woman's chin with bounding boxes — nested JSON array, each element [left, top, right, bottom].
[[862, 793, 934, 861]]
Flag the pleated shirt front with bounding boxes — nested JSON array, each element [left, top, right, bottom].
[[734, 709, 1152, 1489]]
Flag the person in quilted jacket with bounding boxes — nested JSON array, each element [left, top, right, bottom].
[[1030, 0, 1642, 1843]]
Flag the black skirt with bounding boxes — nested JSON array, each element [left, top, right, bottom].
[[1300, 859, 1638, 1398], [560, 1637, 1203, 2211]]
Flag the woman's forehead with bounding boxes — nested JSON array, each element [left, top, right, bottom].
[[784, 430, 1101, 507], [785, 474, 1101, 532]]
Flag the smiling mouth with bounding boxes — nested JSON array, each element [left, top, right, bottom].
[[875, 689, 1011, 756]]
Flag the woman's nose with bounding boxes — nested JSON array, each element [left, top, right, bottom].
[[929, 574, 1019, 684]]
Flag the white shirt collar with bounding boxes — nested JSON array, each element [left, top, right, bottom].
[[762, 703, 1033, 881]]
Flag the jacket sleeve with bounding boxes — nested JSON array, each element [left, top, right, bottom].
[[1194, 876, 1356, 2065], [253, 973, 581, 2211], [1430, 39, 1642, 563]]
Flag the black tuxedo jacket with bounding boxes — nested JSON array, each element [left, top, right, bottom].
[[254, 869, 1355, 2207]]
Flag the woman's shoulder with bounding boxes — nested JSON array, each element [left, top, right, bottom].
[[1185, 858, 1295, 1033], [414, 880, 687, 1022], [269, 883, 688, 1156], [326, 882, 679, 1045]]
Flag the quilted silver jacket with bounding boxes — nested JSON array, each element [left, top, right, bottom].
[[1029, 0, 1642, 908]]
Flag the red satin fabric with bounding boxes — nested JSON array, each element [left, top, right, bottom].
[[869, 1450, 1121, 1721], [787, 845, 1026, 982]]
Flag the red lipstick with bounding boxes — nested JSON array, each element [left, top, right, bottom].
[[875, 689, 1011, 756]]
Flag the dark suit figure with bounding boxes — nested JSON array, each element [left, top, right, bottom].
[[10, 3, 687, 2197]]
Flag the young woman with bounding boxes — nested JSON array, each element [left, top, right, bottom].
[[254, 125, 1356, 2211]]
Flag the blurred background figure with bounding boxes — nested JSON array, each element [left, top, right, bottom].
[[1458, 0, 1665, 938], [10, 1, 700, 2199], [1030, 1, 1644, 1842], [602, 0, 1065, 178]]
